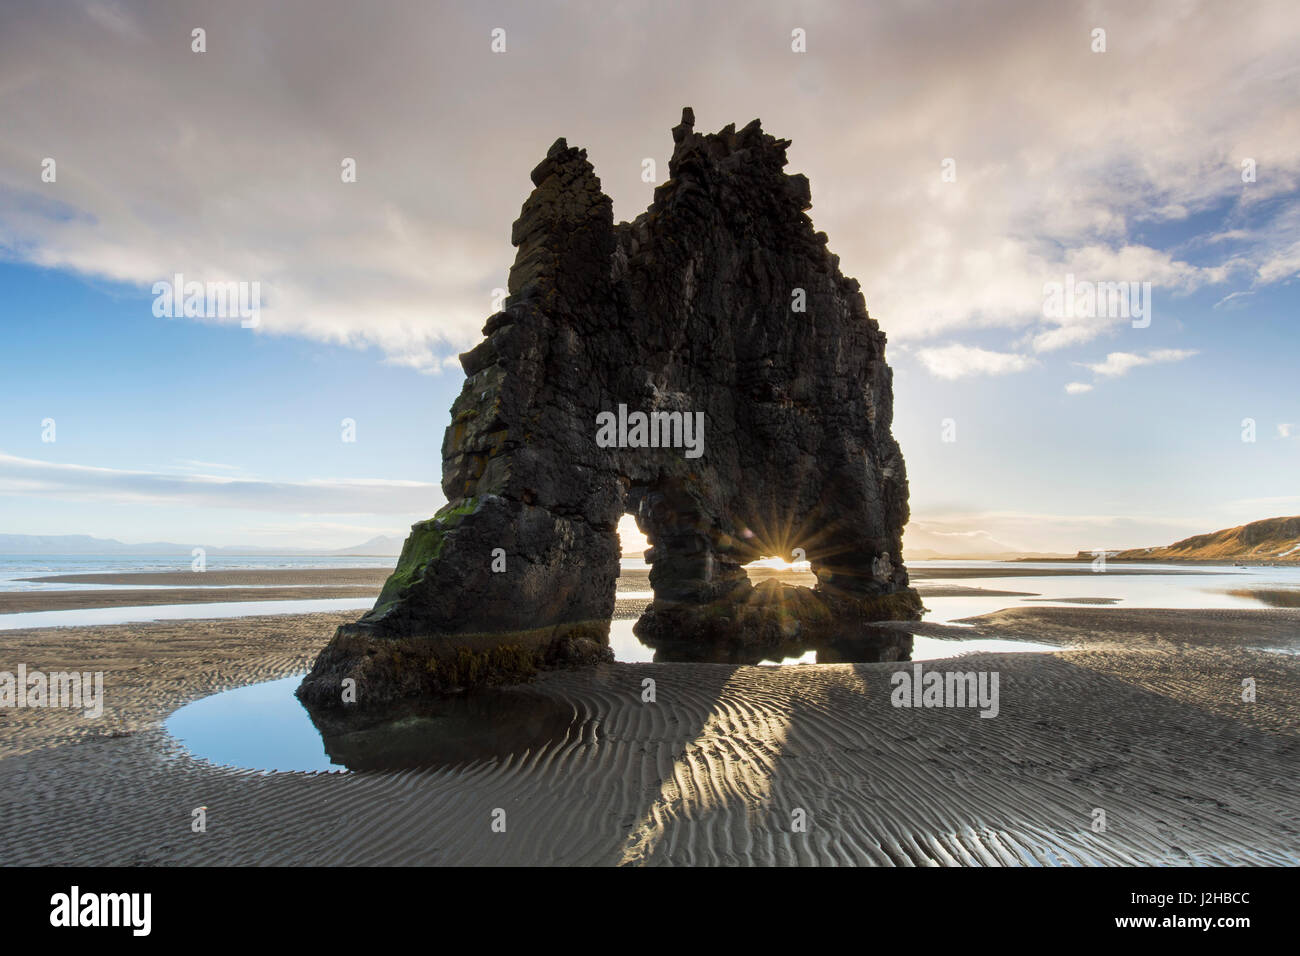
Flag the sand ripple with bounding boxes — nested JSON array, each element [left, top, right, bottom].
[[0, 608, 1297, 865]]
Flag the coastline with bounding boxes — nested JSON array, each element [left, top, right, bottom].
[[0, 601, 1296, 865]]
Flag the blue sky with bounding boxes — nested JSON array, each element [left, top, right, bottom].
[[2, 244, 1295, 553], [892, 274, 1300, 553], [0, 0, 1297, 554], [0, 261, 453, 547]]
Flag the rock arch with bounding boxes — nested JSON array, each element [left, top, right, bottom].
[[298, 109, 920, 707]]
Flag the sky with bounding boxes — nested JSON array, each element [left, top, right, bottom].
[[0, 0, 1297, 554]]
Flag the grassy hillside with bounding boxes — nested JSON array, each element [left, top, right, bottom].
[[1109, 516, 1300, 564]]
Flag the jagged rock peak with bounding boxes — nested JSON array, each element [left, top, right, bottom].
[[298, 110, 919, 708]]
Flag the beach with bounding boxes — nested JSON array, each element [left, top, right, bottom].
[[1, 562, 1297, 866], [0, 568, 391, 613]]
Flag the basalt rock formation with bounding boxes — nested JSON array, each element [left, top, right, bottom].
[[298, 108, 921, 708]]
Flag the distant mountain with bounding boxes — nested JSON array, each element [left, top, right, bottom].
[[0, 534, 192, 554], [0, 533, 405, 556], [1081, 516, 1300, 564], [906, 548, 1072, 561], [328, 535, 405, 556], [902, 524, 1068, 561]]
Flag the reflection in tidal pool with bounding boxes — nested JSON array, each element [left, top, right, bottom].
[[166, 676, 587, 774], [910, 636, 1061, 659], [610, 619, 1062, 665], [169, 599, 1074, 773]]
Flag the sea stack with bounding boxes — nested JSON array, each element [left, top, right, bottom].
[[298, 109, 921, 707]]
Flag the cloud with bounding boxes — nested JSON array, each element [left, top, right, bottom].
[[1213, 290, 1255, 310], [0, 452, 443, 514], [1279, 423, 1295, 439], [1064, 381, 1093, 394], [1078, 348, 1198, 378], [172, 459, 242, 473], [1257, 239, 1300, 283], [1027, 249, 1220, 353], [915, 344, 1036, 380], [0, 0, 1297, 369]]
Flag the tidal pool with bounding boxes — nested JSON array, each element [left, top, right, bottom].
[[166, 675, 587, 774], [166, 627, 1066, 774]]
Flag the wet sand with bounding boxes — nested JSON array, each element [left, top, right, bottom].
[[1, 603, 1295, 865], [1021, 596, 1120, 605], [908, 565, 1215, 579], [0, 586, 382, 613], [1224, 588, 1300, 608], [15, 568, 393, 588]]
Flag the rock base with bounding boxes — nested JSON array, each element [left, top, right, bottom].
[[634, 580, 922, 663], [296, 619, 612, 709]]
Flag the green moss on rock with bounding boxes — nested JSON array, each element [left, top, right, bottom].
[[371, 498, 482, 614]]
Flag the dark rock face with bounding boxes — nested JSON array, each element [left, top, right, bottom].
[[298, 109, 920, 708]]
